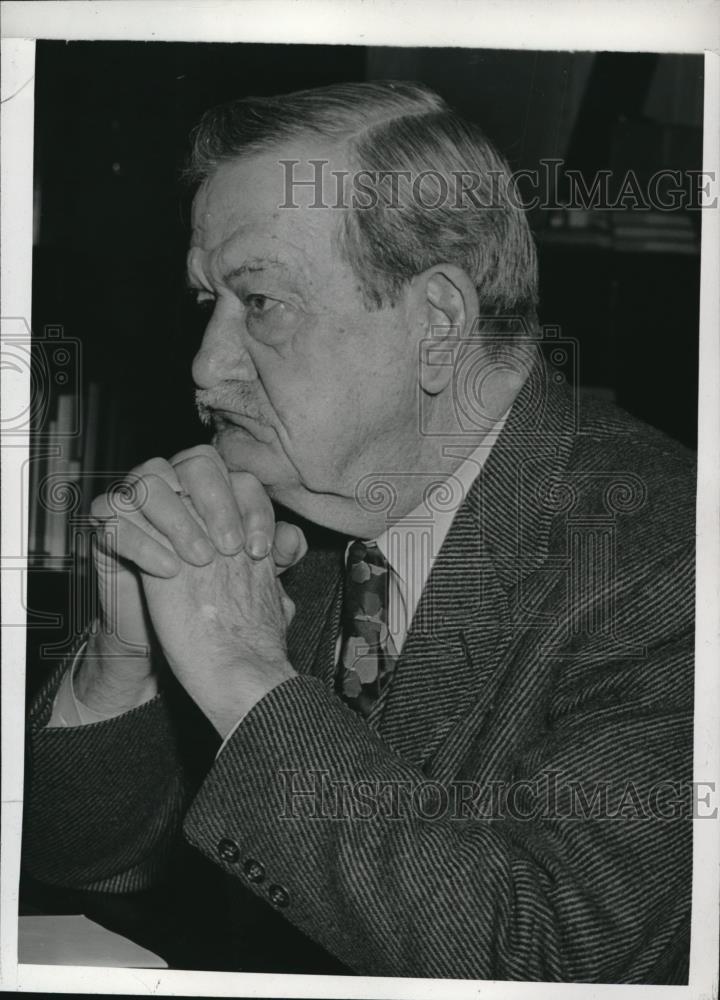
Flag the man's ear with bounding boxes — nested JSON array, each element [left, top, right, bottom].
[[416, 266, 478, 395]]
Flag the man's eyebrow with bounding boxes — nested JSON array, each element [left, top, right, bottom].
[[221, 258, 289, 282], [185, 256, 292, 292]]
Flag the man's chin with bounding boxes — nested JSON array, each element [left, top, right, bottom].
[[212, 431, 359, 532], [213, 429, 294, 490]]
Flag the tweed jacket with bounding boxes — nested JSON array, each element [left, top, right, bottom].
[[23, 363, 696, 982]]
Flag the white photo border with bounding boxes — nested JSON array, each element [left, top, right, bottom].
[[1, 2, 718, 998]]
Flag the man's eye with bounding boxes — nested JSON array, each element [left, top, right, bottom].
[[242, 293, 297, 342], [244, 294, 276, 315]]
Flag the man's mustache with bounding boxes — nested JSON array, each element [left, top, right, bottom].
[[195, 385, 271, 427]]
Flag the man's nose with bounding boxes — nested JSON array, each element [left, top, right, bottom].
[[192, 306, 256, 389]]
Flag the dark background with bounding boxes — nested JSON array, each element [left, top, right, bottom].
[[23, 40, 704, 971]]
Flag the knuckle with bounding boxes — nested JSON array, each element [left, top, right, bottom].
[[137, 472, 168, 503], [174, 518, 204, 546], [132, 456, 173, 477], [163, 503, 207, 545], [230, 470, 261, 491], [232, 472, 272, 511], [133, 532, 156, 562], [178, 453, 218, 480], [171, 443, 221, 466], [104, 476, 147, 515]]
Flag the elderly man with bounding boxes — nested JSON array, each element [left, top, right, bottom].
[[23, 81, 694, 982]]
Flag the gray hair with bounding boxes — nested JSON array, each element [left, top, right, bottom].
[[186, 81, 538, 338]]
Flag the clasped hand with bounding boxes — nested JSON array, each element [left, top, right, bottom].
[[81, 445, 304, 736], [141, 497, 297, 737]]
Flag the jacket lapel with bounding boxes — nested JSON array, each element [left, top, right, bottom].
[[369, 359, 577, 771], [369, 476, 512, 770], [282, 533, 343, 683]]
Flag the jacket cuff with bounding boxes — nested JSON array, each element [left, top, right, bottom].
[[24, 693, 185, 888], [181, 674, 421, 968]]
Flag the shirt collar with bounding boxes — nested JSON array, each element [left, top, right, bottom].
[[374, 415, 507, 581], [341, 416, 507, 652]]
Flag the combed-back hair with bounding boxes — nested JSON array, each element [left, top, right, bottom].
[[187, 80, 538, 335]]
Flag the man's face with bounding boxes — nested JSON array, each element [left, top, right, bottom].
[[188, 144, 422, 530]]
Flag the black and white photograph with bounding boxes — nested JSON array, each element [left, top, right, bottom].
[[1, 2, 718, 997]]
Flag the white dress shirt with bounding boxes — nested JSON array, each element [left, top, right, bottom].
[[337, 415, 506, 663]]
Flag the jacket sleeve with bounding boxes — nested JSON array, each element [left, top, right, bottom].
[[22, 657, 194, 892], [181, 630, 693, 982]]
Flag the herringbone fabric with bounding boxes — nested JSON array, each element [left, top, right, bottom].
[[22, 359, 696, 982]]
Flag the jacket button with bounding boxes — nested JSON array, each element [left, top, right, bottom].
[[268, 883, 290, 909], [243, 858, 266, 883], [217, 838, 240, 863]]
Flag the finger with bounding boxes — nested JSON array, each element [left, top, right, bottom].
[[91, 495, 181, 578], [131, 473, 216, 566], [271, 521, 308, 574], [132, 456, 183, 492], [277, 580, 296, 626], [169, 443, 229, 477], [229, 472, 275, 560], [173, 453, 244, 556]]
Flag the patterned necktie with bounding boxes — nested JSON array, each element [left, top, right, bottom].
[[336, 539, 397, 716]]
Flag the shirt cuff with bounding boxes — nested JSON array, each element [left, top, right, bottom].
[[215, 711, 249, 759], [47, 639, 126, 727]]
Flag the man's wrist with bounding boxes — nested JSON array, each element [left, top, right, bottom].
[[210, 657, 296, 740], [73, 631, 159, 715]]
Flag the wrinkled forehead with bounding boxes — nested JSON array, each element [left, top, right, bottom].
[[190, 145, 349, 255], [191, 158, 280, 249]]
